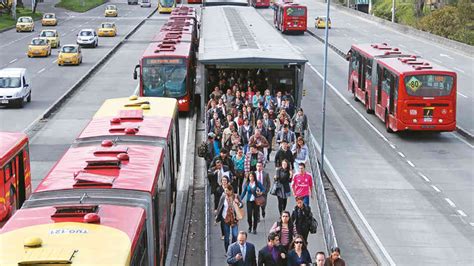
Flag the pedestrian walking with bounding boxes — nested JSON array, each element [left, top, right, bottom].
[[241, 172, 266, 234], [208, 160, 231, 209], [216, 184, 244, 252], [269, 211, 297, 251], [273, 159, 292, 214], [274, 140, 294, 170], [227, 231, 257, 266], [239, 119, 254, 154], [315, 251, 326, 266], [262, 111, 276, 161], [275, 124, 296, 147], [287, 235, 312, 266], [291, 108, 308, 139], [255, 162, 271, 219], [244, 145, 265, 174], [232, 147, 246, 194], [324, 247, 346, 266], [291, 197, 313, 243], [291, 137, 308, 173], [291, 163, 313, 206], [257, 232, 287, 266], [215, 176, 231, 239]]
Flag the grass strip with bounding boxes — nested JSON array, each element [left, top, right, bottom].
[[0, 8, 42, 31], [55, 0, 106, 13]]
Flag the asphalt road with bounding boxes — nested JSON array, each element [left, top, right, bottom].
[[301, 0, 474, 136], [257, 7, 474, 265], [0, 0, 155, 132]]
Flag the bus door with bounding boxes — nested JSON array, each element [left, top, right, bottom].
[[3, 160, 17, 213], [358, 55, 364, 90], [376, 65, 383, 105], [369, 59, 378, 110], [388, 73, 397, 115], [17, 150, 26, 206]]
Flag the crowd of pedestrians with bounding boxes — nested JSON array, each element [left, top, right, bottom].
[[201, 70, 346, 265]]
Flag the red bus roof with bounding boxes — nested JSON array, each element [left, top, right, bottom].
[[1, 205, 144, 241], [35, 144, 164, 194], [0, 132, 28, 167], [77, 115, 172, 140], [274, 2, 306, 8], [153, 29, 193, 43], [377, 56, 456, 76], [142, 40, 192, 59], [351, 43, 406, 59]]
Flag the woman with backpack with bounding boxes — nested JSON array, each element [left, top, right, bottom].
[[291, 197, 314, 243], [269, 211, 297, 252]]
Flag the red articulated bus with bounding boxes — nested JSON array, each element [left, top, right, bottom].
[[348, 43, 457, 132], [251, 0, 271, 8], [170, 6, 197, 19], [273, 1, 307, 34], [0, 132, 31, 225], [0, 97, 180, 265], [135, 13, 198, 113]]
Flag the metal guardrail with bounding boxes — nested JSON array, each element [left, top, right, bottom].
[[306, 127, 338, 254], [204, 113, 211, 266]]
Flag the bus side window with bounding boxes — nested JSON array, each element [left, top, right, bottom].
[[4, 162, 12, 183], [130, 225, 149, 266], [366, 59, 372, 80]]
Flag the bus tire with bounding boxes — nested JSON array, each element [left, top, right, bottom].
[[365, 95, 373, 114], [385, 111, 393, 133], [352, 83, 359, 102]]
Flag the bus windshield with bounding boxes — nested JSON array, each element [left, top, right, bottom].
[[404, 74, 454, 97], [160, 0, 175, 7], [142, 60, 187, 98], [286, 7, 305, 17]]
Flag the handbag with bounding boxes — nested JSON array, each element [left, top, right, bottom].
[[270, 181, 282, 196], [233, 201, 245, 220], [254, 195, 266, 206], [309, 216, 318, 234]]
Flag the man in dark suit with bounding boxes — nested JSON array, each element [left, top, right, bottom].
[[257, 232, 286, 266], [262, 111, 276, 161], [255, 162, 271, 219], [207, 160, 231, 210], [227, 231, 257, 266]]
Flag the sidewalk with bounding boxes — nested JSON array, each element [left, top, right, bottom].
[[208, 153, 326, 265]]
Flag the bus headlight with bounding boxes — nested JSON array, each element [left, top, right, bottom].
[[439, 119, 443, 123], [413, 119, 418, 123]]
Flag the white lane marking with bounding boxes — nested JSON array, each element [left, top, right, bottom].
[[294, 45, 303, 52], [178, 117, 190, 191], [445, 198, 456, 208], [407, 160, 415, 167], [389, 143, 396, 149], [418, 172, 430, 182], [431, 185, 440, 192], [470, 222, 474, 227], [457, 92, 468, 98], [70, 29, 75, 32], [9, 58, 18, 64], [440, 53, 454, 60], [397, 151, 406, 158], [307, 62, 390, 143], [450, 132, 474, 149], [413, 50, 421, 54], [453, 67, 466, 74], [457, 210, 467, 217], [133, 84, 139, 95], [52, 59, 58, 63], [431, 58, 442, 63], [37, 68, 46, 74]]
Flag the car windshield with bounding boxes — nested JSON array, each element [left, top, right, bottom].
[[79, 31, 93, 36], [44, 14, 54, 18], [0, 77, 21, 88], [286, 7, 305, 16], [40, 31, 55, 37], [404, 74, 454, 97], [102, 23, 113, 28], [142, 61, 187, 98], [61, 46, 78, 53], [18, 17, 32, 23], [160, 0, 174, 8], [107, 5, 116, 10], [31, 39, 47, 45]]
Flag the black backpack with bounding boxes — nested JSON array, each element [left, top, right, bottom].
[[197, 142, 207, 158]]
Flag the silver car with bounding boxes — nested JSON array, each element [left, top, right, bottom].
[[76, 29, 98, 48]]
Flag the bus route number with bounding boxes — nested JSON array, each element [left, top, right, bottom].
[[407, 76, 422, 92]]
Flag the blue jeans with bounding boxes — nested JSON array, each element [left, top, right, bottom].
[[223, 221, 239, 252], [303, 196, 310, 206]]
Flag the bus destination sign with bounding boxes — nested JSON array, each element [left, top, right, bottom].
[[144, 58, 184, 65]]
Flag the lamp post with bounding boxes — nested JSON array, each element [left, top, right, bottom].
[[391, 0, 395, 22], [12, 0, 17, 20], [320, 0, 331, 175]]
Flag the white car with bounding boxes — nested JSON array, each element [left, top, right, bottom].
[[141, 0, 151, 7], [0, 68, 31, 108], [76, 29, 99, 48]]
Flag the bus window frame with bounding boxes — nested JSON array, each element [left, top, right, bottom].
[[131, 224, 149, 266]]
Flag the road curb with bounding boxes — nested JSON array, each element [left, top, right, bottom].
[[330, 2, 474, 56], [309, 129, 395, 265], [23, 8, 157, 137], [165, 112, 197, 266], [305, 30, 473, 140]]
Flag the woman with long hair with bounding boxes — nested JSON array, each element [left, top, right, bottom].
[[215, 184, 243, 252], [269, 211, 297, 251], [273, 159, 292, 214], [291, 137, 308, 173], [232, 147, 245, 194], [240, 171, 265, 234], [287, 235, 312, 265]]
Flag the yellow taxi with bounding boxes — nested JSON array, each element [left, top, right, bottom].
[[315, 16, 331, 29], [98, 22, 117, 37], [58, 44, 82, 66], [104, 5, 118, 17], [16, 16, 34, 32], [27, 38, 51, 57], [41, 13, 57, 26], [39, 29, 60, 48]]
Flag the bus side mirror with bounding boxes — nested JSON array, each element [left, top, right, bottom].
[[133, 64, 139, 80]]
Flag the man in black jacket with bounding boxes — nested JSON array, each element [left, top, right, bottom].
[[257, 232, 286, 266], [210, 148, 235, 176], [274, 140, 294, 169]]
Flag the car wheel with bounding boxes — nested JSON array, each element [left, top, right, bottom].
[[27, 92, 31, 102]]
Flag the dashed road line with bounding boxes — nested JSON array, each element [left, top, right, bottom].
[[9, 58, 18, 64], [457, 210, 467, 217], [37, 68, 46, 74], [418, 173, 430, 182], [397, 151, 405, 158], [445, 198, 456, 208], [450, 132, 474, 149], [52, 59, 58, 63], [431, 58, 442, 63], [469, 222, 474, 227], [407, 160, 415, 167], [389, 143, 396, 149], [431, 185, 440, 192], [457, 92, 468, 98]]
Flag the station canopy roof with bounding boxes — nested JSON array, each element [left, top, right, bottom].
[[198, 6, 307, 67]]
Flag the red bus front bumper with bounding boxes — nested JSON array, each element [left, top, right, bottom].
[[395, 119, 456, 132]]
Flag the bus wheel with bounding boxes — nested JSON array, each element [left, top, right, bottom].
[[385, 111, 393, 133], [365, 95, 373, 114], [352, 83, 359, 102]]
